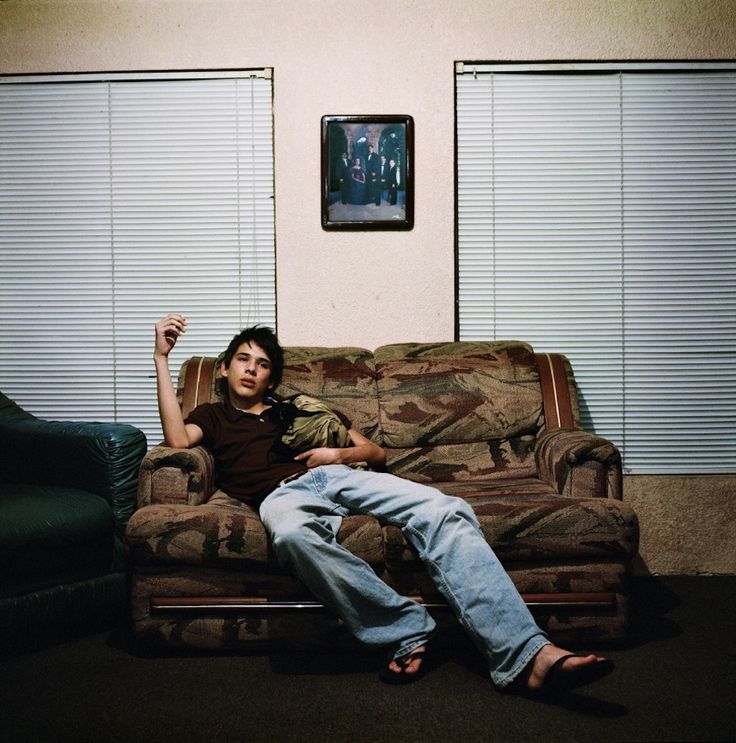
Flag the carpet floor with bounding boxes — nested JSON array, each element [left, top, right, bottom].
[[1, 576, 734, 743]]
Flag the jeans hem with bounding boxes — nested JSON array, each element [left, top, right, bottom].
[[491, 637, 550, 689], [393, 631, 435, 662]]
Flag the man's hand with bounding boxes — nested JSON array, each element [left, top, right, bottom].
[[293, 429, 386, 470], [294, 447, 343, 468], [154, 314, 187, 359]]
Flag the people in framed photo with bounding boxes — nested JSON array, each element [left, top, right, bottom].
[[321, 115, 414, 230]]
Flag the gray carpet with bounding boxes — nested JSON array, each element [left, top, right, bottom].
[[1, 576, 734, 743]]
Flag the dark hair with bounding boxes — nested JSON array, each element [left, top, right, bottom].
[[217, 325, 284, 397]]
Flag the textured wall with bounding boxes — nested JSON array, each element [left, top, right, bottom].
[[627, 476, 736, 576], [1, 0, 735, 573]]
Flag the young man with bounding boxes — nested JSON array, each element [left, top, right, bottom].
[[154, 313, 614, 694]]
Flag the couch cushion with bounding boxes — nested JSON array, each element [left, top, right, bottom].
[[386, 439, 539, 483], [374, 341, 543, 448], [383, 480, 639, 565], [0, 484, 116, 598], [126, 480, 637, 572], [126, 492, 385, 571], [279, 347, 380, 440], [374, 342, 543, 482]]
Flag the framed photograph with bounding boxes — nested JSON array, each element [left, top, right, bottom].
[[321, 114, 414, 231]]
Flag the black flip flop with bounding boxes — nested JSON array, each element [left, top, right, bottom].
[[544, 654, 615, 694], [503, 653, 615, 699]]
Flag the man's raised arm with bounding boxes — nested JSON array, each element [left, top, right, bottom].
[[153, 314, 203, 449]]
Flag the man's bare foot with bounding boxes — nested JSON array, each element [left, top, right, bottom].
[[380, 645, 427, 685], [518, 644, 614, 696]]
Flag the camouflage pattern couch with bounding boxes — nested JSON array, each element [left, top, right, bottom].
[[126, 341, 639, 650]]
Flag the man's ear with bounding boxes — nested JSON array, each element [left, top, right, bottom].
[[219, 361, 228, 377]]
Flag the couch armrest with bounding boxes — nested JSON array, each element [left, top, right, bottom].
[[0, 415, 146, 532], [535, 428, 622, 500], [137, 445, 215, 507]]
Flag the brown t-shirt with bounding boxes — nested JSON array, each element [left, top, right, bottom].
[[185, 401, 307, 507]]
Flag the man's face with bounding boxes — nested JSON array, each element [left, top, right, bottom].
[[220, 341, 274, 407]]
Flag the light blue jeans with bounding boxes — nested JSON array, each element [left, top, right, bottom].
[[259, 464, 549, 687]]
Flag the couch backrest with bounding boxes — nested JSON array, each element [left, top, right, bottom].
[[374, 341, 543, 482], [176, 346, 380, 438], [277, 346, 380, 440], [177, 341, 581, 484]]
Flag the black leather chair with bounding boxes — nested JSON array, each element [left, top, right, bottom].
[[0, 391, 146, 653]]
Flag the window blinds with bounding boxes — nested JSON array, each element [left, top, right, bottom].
[[456, 64, 736, 474], [622, 72, 735, 470], [0, 71, 276, 446]]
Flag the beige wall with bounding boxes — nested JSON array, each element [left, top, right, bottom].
[[2, 0, 735, 574]]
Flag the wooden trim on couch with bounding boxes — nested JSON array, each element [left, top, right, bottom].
[[181, 356, 217, 418], [150, 592, 617, 613], [536, 352, 575, 430]]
